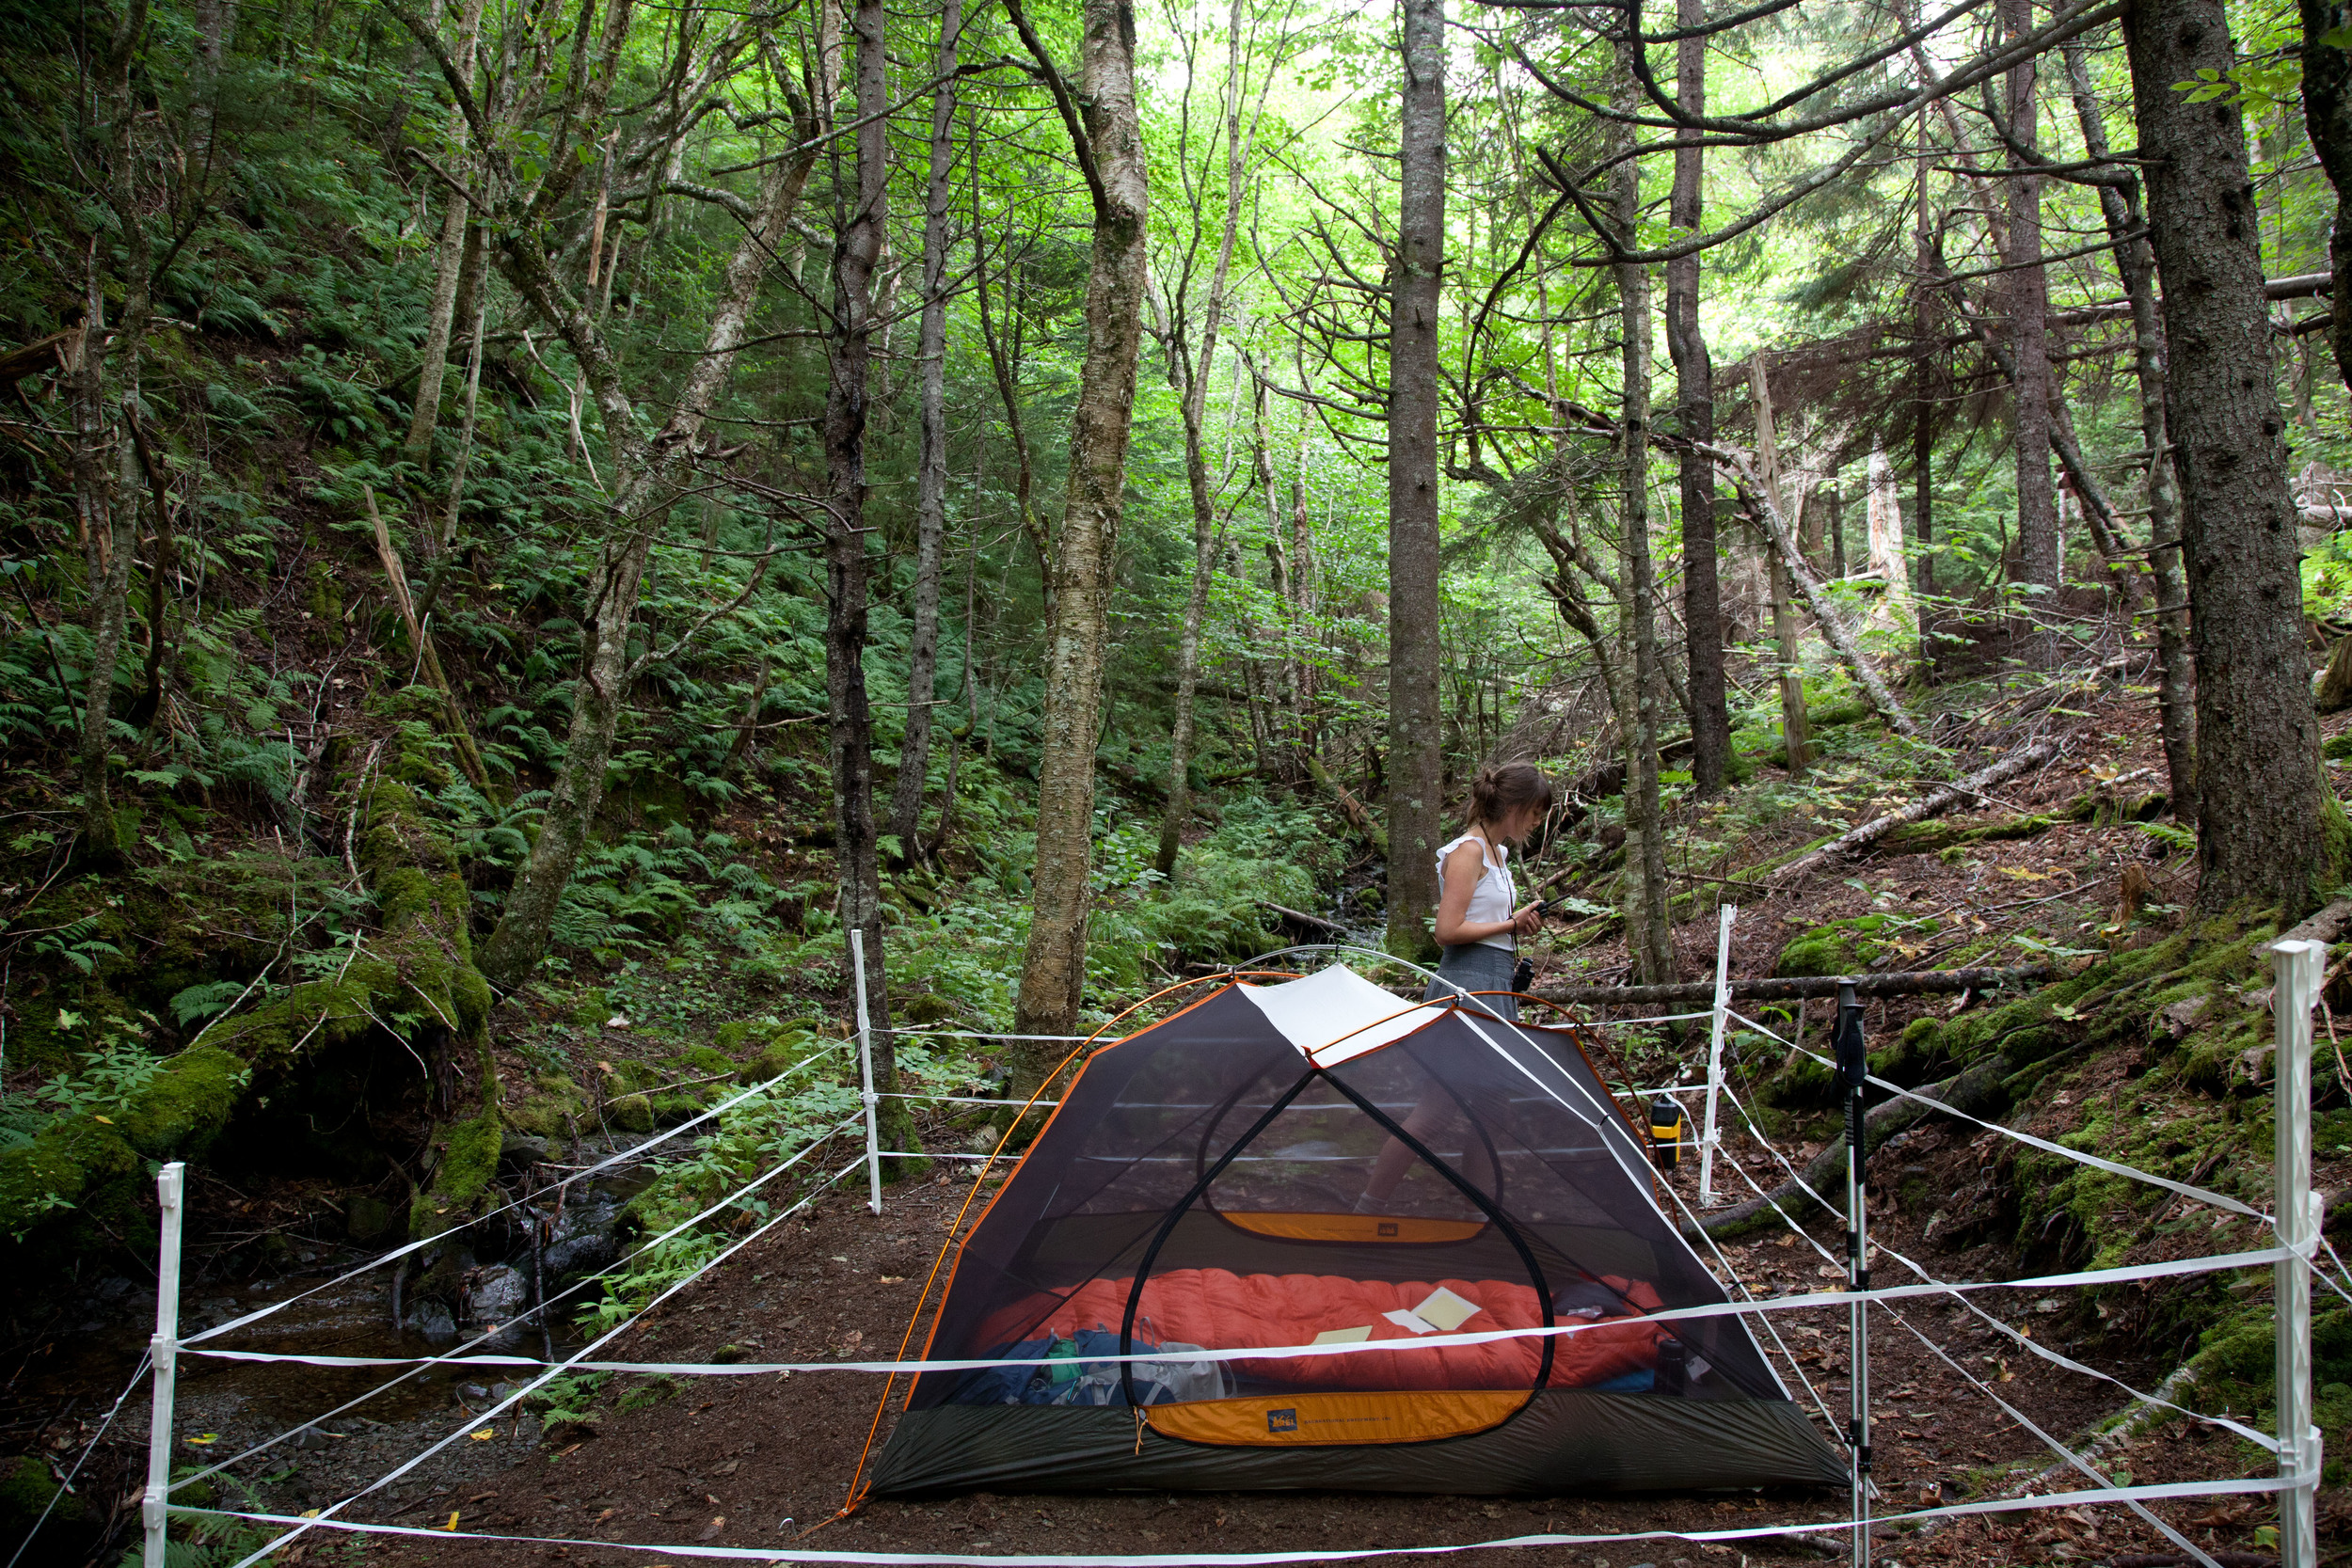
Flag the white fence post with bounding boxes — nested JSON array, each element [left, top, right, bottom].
[[2274, 937, 2324, 1568], [1698, 904, 1737, 1207], [850, 926, 882, 1216], [142, 1162, 186, 1568]]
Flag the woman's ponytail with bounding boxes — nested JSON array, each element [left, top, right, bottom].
[[1468, 761, 1553, 828]]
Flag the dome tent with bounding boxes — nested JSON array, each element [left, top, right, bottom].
[[868, 963, 1848, 1496]]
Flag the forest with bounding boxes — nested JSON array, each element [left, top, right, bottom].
[[5, 0, 2352, 1556]]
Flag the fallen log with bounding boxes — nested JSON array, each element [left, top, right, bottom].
[[1683, 1051, 2016, 1239], [1258, 899, 1344, 936], [1708, 447, 1918, 738], [1766, 739, 2060, 887], [1533, 964, 2052, 1008]]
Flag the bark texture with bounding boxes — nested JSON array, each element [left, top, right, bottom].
[[2062, 40, 2196, 824], [888, 0, 963, 856], [823, 0, 913, 1150], [1613, 35, 1673, 988], [1009, 0, 1151, 1061], [1999, 0, 2059, 637], [1666, 0, 1728, 799], [2122, 0, 2331, 914], [1384, 0, 1446, 962]]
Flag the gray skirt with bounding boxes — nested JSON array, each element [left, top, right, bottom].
[[1423, 942, 1519, 1022]]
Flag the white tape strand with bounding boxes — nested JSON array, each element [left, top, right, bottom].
[[178, 1243, 2295, 1379], [178, 1473, 2309, 1566], [218, 1156, 866, 1568], [177, 1118, 862, 1495], [1724, 1008, 2264, 1220], [182, 1042, 851, 1348], [1709, 1079, 2282, 1455]]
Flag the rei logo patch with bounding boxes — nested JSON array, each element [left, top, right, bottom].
[[1266, 1408, 1297, 1433]]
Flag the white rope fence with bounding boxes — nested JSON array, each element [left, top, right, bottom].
[[116, 931, 2336, 1568]]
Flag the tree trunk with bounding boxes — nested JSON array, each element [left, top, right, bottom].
[[401, 0, 485, 463], [1913, 121, 1936, 671], [2122, 0, 2331, 914], [2297, 0, 2352, 390], [1614, 34, 1674, 988], [1828, 477, 1846, 578], [476, 132, 818, 992], [821, 0, 916, 1157], [887, 0, 962, 855], [1385, 0, 1446, 963], [1666, 0, 1728, 800], [1752, 356, 1810, 777], [74, 9, 157, 865], [1009, 0, 1150, 1066], [2000, 0, 2059, 653], [2062, 38, 2196, 824]]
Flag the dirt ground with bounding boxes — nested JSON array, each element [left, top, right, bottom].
[[230, 1145, 2292, 1568]]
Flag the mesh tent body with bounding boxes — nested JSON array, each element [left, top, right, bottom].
[[871, 966, 1847, 1496]]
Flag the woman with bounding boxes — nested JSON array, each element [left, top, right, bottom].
[[1425, 760, 1552, 1024], [1352, 762, 1552, 1214]]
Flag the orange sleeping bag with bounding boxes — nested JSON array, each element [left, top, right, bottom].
[[977, 1268, 1667, 1392]]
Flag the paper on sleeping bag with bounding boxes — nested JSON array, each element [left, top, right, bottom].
[[1385, 1286, 1485, 1336]]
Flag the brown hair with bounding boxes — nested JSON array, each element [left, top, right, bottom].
[[1468, 761, 1553, 830]]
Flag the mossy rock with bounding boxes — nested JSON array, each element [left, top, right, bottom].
[[675, 1045, 734, 1078], [609, 1094, 655, 1133], [650, 1093, 703, 1127], [508, 1084, 585, 1140], [569, 990, 612, 1031], [2326, 733, 2352, 763], [714, 1021, 757, 1053], [0, 1452, 88, 1533], [345, 1193, 403, 1243], [745, 1030, 821, 1083], [610, 1059, 660, 1092], [1772, 914, 1937, 979], [896, 992, 960, 1026], [413, 1106, 501, 1239]]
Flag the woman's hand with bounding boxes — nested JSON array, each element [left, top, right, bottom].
[[1511, 900, 1544, 937]]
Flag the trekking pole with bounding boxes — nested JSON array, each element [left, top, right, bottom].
[[142, 1162, 186, 1568], [2273, 938, 2324, 1568], [1835, 980, 1871, 1568], [1698, 903, 1736, 1206], [851, 927, 882, 1216]]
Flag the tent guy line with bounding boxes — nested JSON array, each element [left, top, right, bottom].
[[173, 1472, 2312, 1567]]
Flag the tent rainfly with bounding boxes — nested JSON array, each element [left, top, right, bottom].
[[870, 965, 1849, 1496]]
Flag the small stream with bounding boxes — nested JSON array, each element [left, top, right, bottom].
[[13, 1132, 693, 1527]]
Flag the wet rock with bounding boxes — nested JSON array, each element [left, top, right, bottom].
[[466, 1264, 533, 1350], [407, 1302, 457, 1343], [542, 1196, 621, 1280], [498, 1132, 553, 1174]]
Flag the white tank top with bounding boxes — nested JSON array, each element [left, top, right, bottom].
[[1435, 832, 1516, 951]]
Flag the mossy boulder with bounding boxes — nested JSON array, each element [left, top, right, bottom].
[[413, 1105, 501, 1240], [508, 1074, 588, 1139], [609, 1094, 655, 1133], [346, 1193, 403, 1243], [897, 992, 960, 1026], [0, 1452, 88, 1535], [675, 1045, 734, 1078], [744, 1028, 821, 1084], [1772, 914, 1937, 979]]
